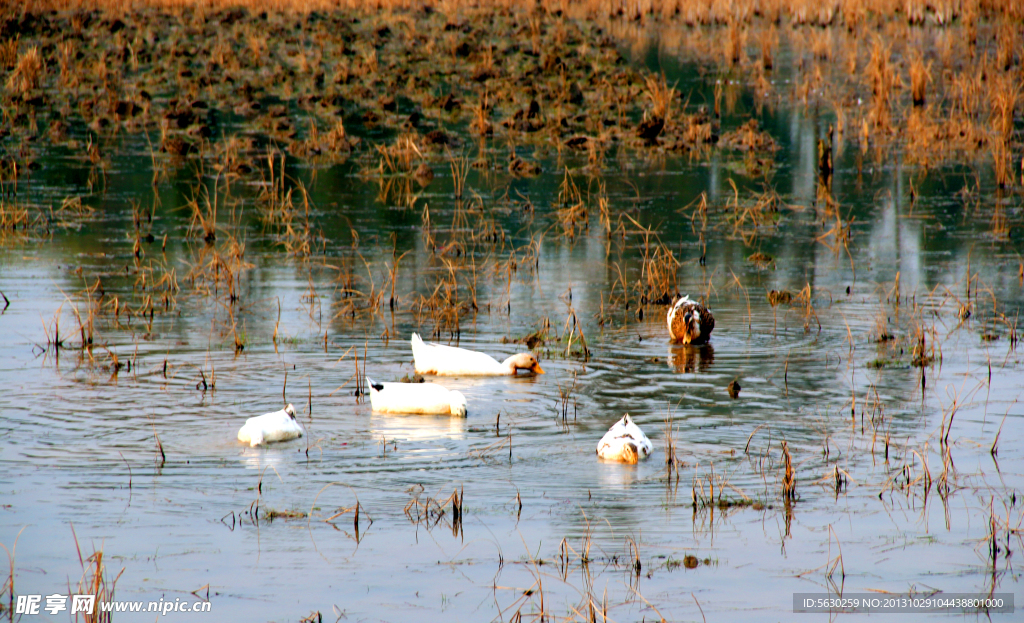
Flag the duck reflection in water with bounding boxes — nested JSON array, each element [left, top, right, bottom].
[[238, 447, 290, 471], [370, 412, 468, 443], [669, 343, 715, 374], [596, 461, 645, 488]]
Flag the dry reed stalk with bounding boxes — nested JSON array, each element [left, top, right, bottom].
[[826, 524, 845, 580], [0, 527, 25, 619], [449, 151, 469, 199], [0, 35, 18, 70], [759, 26, 776, 71], [0, 196, 34, 234], [991, 138, 1011, 192], [557, 371, 578, 420], [867, 38, 898, 131], [809, 28, 831, 61], [781, 440, 795, 501], [725, 19, 743, 66], [723, 181, 784, 243], [71, 524, 124, 623], [185, 178, 221, 243], [403, 485, 463, 535], [995, 22, 1016, 71], [470, 91, 492, 136], [555, 168, 589, 240], [467, 435, 511, 459], [620, 214, 679, 306], [378, 134, 422, 176], [6, 46, 43, 94], [988, 74, 1019, 140], [908, 51, 930, 107], [664, 409, 679, 482], [644, 73, 675, 123]]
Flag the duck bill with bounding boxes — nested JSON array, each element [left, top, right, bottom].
[[531, 363, 545, 374]]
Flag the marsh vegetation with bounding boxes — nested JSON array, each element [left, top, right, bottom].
[[1, 0, 1022, 620]]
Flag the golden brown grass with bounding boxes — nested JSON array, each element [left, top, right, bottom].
[[5, 0, 1016, 187], [5, 46, 43, 95], [16, 0, 1023, 27], [759, 26, 776, 71], [555, 169, 589, 240], [0, 35, 18, 69], [866, 39, 898, 131], [988, 73, 1019, 140], [71, 528, 124, 623], [908, 50, 929, 108], [644, 73, 675, 123]]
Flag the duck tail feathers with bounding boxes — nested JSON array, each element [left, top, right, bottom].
[[450, 390, 468, 417]]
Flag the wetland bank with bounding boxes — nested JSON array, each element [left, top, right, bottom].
[[1, 0, 1023, 620]]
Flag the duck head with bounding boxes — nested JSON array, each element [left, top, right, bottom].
[[505, 353, 545, 375], [682, 311, 701, 343], [449, 391, 468, 417], [668, 295, 702, 344]]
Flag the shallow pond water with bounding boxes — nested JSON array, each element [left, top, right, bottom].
[[2, 25, 1023, 623]]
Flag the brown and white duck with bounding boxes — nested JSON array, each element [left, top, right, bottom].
[[667, 295, 715, 345]]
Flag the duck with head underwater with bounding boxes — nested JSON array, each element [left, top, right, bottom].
[[365, 376, 468, 417], [597, 414, 652, 464], [237, 403, 304, 447]]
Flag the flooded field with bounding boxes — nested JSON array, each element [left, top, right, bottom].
[[1, 1, 1023, 621]]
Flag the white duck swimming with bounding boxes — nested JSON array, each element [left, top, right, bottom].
[[410, 333, 545, 376], [596, 414, 652, 464], [237, 403, 304, 447], [366, 377, 468, 416]]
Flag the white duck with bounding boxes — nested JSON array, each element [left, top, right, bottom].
[[411, 333, 545, 376], [596, 414, 652, 464], [237, 403, 304, 447], [366, 377, 468, 417]]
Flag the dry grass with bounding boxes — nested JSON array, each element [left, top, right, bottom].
[[3, 0, 1016, 197], [759, 26, 776, 71], [5, 46, 43, 94], [0, 196, 34, 234], [186, 184, 219, 243], [722, 181, 783, 243], [71, 528, 124, 623], [329, 255, 386, 324], [404, 485, 464, 536], [781, 441, 796, 501], [866, 39, 898, 132], [908, 50, 930, 108], [9, 0, 1013, 24], [988, 73, 1019, 140], [0, 35, 18, 69], [555, 169, 589, 240], [185, 234, 254, 305], [644, 73, 675, 123]]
